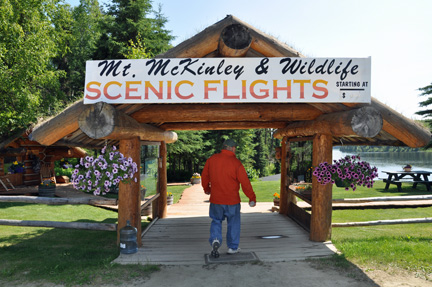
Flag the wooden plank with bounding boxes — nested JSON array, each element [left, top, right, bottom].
[[287, 202, 311, 232], [114, 213, 335, 265]]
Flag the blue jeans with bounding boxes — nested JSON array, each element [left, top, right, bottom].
[[209, 203, 241, 249]]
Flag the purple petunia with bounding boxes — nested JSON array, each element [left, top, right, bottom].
[[312, 155, 378, 191]]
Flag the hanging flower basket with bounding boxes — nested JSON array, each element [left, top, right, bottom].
[[71, 145, 138, 196], [313, 155, 378, 191], [8, 161, 24, 174]]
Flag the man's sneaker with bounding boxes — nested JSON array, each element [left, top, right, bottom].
[[227, 248, 240, 254], [211, 239, 220, 258]]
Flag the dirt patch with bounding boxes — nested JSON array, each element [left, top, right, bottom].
[[2, 260, 431, 286]]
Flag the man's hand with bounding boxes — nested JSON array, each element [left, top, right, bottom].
[[204, 191, 211, 195], [249, 201, 256, 207]]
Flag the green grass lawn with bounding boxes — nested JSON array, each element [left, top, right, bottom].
[[0, 180, 431, 285], [242, 179, 431, 202]]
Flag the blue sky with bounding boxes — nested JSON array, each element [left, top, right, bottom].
[[65, 0, 432, 119]]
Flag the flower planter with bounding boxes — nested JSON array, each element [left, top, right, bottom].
[[273, 198, 280, 206], [335, 179, 349, 188], [38, 185, 56, 197], [167, 196, 174, 205], [191, 178, 201, 185]]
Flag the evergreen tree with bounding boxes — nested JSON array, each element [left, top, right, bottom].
[[66, 0, 104, 101], [94, 0, 173, 59], [167, 130, 208, 181], [411, 82, 432, 149], [253, 129, 269, 177]]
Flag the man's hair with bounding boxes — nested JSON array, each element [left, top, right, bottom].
[[222, 139, 237, 149]]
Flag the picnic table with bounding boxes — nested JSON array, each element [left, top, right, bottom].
[[382, 170, 432, 192]]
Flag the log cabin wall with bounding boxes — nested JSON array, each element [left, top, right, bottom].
[[0, 157, 4, 176]]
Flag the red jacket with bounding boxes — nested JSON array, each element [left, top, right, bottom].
[[201, 149, 256, 205]]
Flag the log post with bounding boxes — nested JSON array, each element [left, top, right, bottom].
[[118, 137, 142, 246], [79, 102, 177, 143], [158, 141, 168, 218], [310, 133, 333, 242], [218, 24, 252, 57], [279, 138, 288, 214]]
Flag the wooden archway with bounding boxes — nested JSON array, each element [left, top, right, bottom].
[[28, 15, 431, 244]]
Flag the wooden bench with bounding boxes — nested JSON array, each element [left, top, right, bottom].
[[383, 179, 432, 192]]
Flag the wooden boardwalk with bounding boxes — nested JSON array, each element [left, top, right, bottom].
[[114, 184, 337, 265]]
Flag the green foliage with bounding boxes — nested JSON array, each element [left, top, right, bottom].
[[94, 0, 173, 59], [416, 82, 432, 149], [287, 140, 313, 181], [167, 130, 209, 182], [0, 0, 174, 139], [0, 0, 66, 138], [339, 145, 423, 153]]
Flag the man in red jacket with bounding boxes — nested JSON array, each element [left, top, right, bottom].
[[201, 139, 256, 258]]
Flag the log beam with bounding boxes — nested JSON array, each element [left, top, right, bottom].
[[117, 137, 142, 246], [156, 15, 301, 59], [274, 106, 382, 139], [159, 121, 288, 131], [371, 98, 430, 148], [218, 24, 252, 57], [29, 100, 83, 146], [343, 98, 431, 147], [310, 133, 333, 242], [79, 102, 177, 143], [131, 104, 322, 123]]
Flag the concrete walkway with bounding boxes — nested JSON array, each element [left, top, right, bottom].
[[166, 183, 275, 217]]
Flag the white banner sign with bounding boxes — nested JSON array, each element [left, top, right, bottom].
[[84, 57, 371, 104]]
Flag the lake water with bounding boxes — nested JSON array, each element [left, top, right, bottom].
[[332, 148, 432, 179]]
